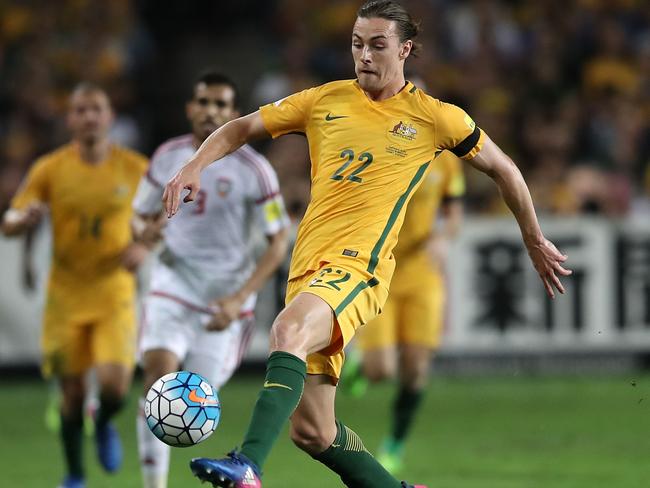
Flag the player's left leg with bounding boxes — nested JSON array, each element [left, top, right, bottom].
[[138, 349, 180, 488], [94, 362, 132, 472], [291, 373, 406, 488], [377, 344, 431, 473], [58, 375, 87, 488], [379, 272, 445, 474], [340, 296, 399, 397], [92, 305, 137, 473], [357, 295, 399, 383], [43, 311, 91, 488]]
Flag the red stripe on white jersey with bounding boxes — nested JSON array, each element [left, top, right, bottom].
[[147, 134, 194, 182], [145, 170, 164, 189], [254, 191, 280, 205], [239, 145, 275, 198], [151, 134, 193, 161], [149, 290, 254, 318], [236, 316, 256, 366]]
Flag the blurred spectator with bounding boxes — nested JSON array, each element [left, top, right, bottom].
[[0, 0, 153, 212], [1, 0, 648, 218]]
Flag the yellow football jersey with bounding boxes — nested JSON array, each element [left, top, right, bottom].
[[393, 150, 465, 261], [11, 142, 147, 310], [260, 79, 482, 287]]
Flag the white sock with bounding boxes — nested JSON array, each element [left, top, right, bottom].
[[137, 397, 170, 488]]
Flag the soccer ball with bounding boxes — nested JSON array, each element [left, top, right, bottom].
[[144, 371, 221, 447]]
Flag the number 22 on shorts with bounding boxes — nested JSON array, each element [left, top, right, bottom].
[[309, 267, 351, 291]]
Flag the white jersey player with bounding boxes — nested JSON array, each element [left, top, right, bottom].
[[132, 72, 290, 488]]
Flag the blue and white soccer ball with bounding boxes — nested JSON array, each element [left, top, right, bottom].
[[145, 371, 221, 447]]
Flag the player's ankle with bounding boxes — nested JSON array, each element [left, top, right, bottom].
[[382, 436, 404, 454]]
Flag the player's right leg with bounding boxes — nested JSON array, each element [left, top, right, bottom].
[[58, 376, 87, 488], [190, 264, 422, 487], [137, 349, 181, 488], [341, 296, 398, 396], [357, 295, 399, 383], [91, 299, 138, 475], [380, 271, 445, 475], [190, 292, 333, 487], [137, 294, 193, 488], [43, 312, 90, 488]]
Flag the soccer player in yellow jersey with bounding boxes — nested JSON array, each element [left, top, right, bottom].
[[1, 84, 148, 488], [163, 2, 571, 487], [348, 150, 466, 474]]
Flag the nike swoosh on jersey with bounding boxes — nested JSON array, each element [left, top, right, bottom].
[[325, 113, 348, 121], [188, 388, 220, 405], [263, 381, 293, 390]]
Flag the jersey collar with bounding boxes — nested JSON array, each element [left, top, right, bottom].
[[353, 79, 415, 104]]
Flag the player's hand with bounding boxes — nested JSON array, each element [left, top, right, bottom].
[[162, 161, 202, 218], [426, 235, 448, 271], [21, 202, 46, 229], [206, 293, 246, 331], [525, 237, 572, 298], [2, 203, 47, 236], [139, 213, 166, 248], [121, 242, 149, 272]]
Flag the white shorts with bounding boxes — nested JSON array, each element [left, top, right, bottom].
[[139, 292, 256, 389]]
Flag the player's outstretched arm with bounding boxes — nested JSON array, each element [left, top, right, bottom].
[[427, 199, 463, 269], [163, 111, 269, 217], [467, 135, 572, 298]]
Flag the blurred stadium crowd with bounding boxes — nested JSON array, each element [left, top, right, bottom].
[[1, 0, 648, 218]]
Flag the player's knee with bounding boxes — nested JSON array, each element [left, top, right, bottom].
[[362, 361, 394, 383], [289, 419, 331, 455], [143, 367, 170, 394], [364, 367, 392, 383], [61, 387, 85, 416], [269, 317, 308, 354], [400, 357, 431, 390], [142, 372, 158, 395], [402, 372, 427, 390], [100, 379, 129, 401]]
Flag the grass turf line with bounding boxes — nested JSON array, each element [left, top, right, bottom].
[[1, 375, 648, 487]]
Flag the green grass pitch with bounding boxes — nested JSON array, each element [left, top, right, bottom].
[[1, 374, 648, 487]]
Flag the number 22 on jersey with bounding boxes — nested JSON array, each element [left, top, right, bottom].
[[331, 149, 373, 183]]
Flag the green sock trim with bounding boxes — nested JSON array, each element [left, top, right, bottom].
[[314, 420, 401, 488], [264, 351, 307, 378], [392, 387, 424, 443], [240, 351, 306, 470], [381, 437, 404, 456]]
